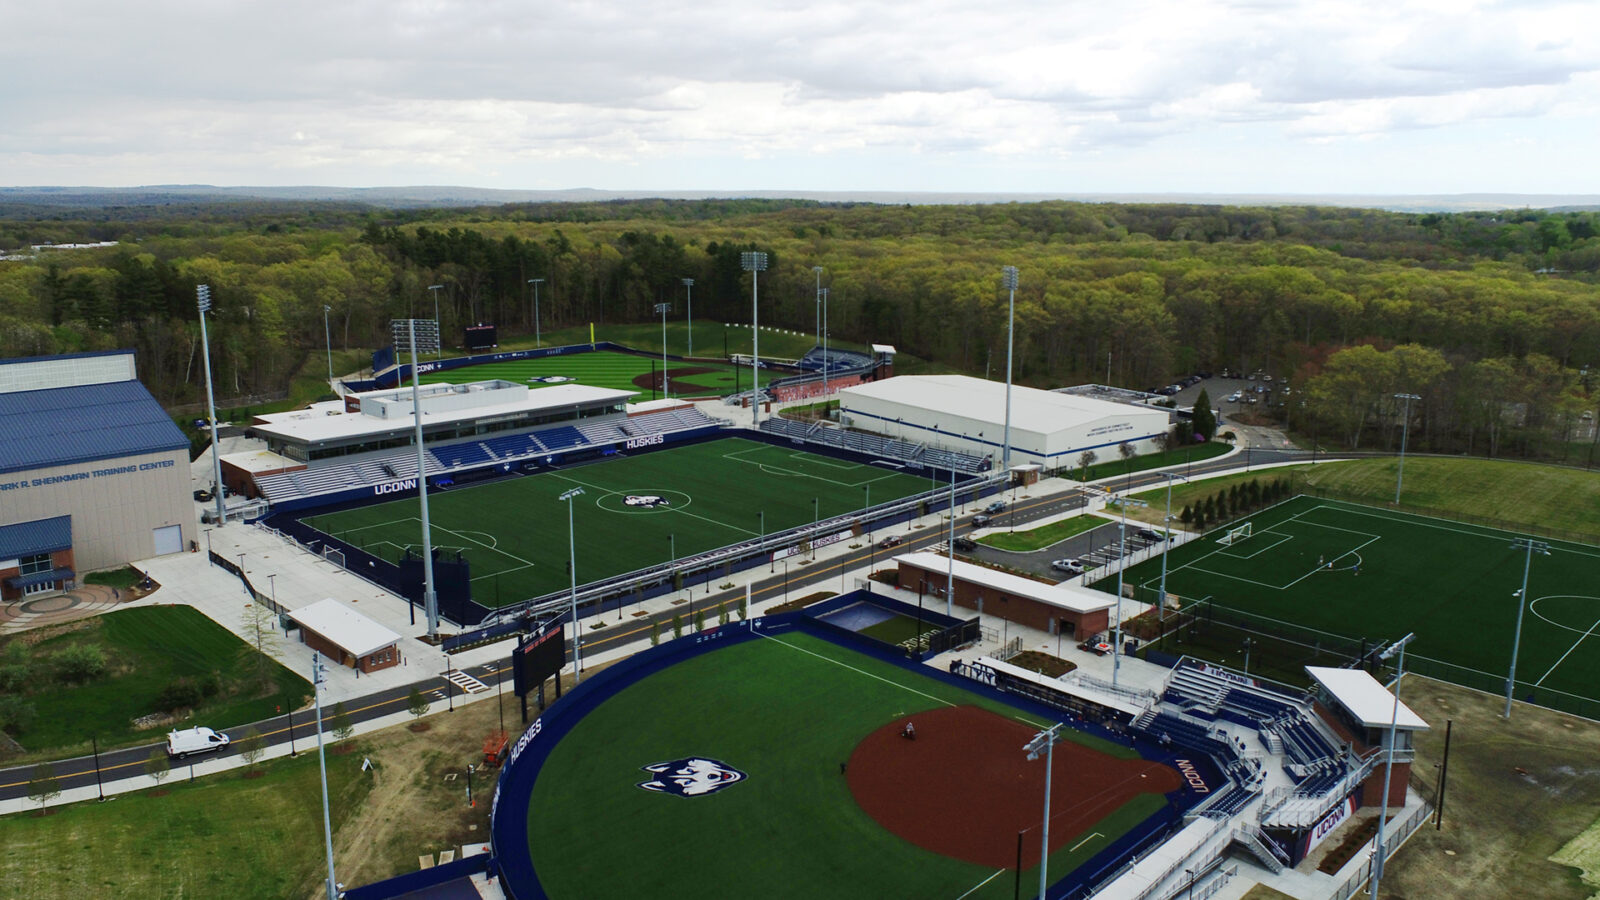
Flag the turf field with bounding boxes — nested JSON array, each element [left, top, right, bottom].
[[417, 348, 766, 398], [302, 438, 934, 607], [520, 629, 1168, 899], [1105, 496, 1600, 710]]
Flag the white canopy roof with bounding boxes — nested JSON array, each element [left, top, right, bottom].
[[1306, 666, 1429, 731], [289, 598, 403, 659], [893, 551, 1115, 614], [842, 374, 1162, 435]]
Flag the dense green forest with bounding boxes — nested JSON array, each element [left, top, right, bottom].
[[2, 198, 1598, 462]]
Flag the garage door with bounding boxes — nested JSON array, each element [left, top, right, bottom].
[[152, 524, 183, 556]]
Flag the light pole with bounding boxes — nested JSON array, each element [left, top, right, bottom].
[[1369, 633, 1416, 900], [1504, 539, 1550, 718], [656, 302, 672, 397], [323, 304, 334, 388], [741, 251, 768, 427], [1393, 393, 1421, 504], [1156, 474, 1186, 626], [681, 278, 694, 356], [560, 487, 584, 684], [1024, 723, 1064, 900], [197, 285, 226, 528], [393, 318, 442, 635], [1113, 497, 1149, 686], [1001, 266, 1018, 472], [427, 285, 444, 358], [821, 287, 831, 396], [947, 466, 957, 617], [313, 653, 338, 900], [812, 265, 824, 355], [527, 278, 544, 347]]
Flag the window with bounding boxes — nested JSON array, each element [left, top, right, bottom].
[[18, 553, 52, 576]]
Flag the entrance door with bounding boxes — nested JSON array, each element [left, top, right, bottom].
[[153, 524, 183, 556], [22, 580, 55, 597]]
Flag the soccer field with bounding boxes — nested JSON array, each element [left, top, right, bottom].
[[1107, 496, 1600, 710], [417, 348, 763, 398], [301, 438, 934, 607], [504, 627, 1174, 899]]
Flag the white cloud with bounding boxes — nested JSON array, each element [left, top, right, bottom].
[[1, 0, 1598, 190]]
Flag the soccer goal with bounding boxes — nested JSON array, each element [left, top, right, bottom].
[[1217, 522, 1253, 546]]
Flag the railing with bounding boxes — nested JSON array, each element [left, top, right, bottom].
[[1327, 802, 1433, 900]]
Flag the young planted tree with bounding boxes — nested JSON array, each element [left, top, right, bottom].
[[332, 701, 354, 745], [407, 686, 431, 722], [1192, 389, 1217, 441], [672, 615, 683, 639], [145, 748, 170, 791], [28, 763, 60, 814], [240, 601, 281, 690], [1078, 450, 1098, 482], [238, 726, 265, 775]]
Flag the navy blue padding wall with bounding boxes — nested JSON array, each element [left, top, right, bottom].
[[470, 614, 1209, 900]]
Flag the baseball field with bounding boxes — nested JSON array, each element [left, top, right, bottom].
[[497, 624, 1192, 898], [417, 348, 763, 398]]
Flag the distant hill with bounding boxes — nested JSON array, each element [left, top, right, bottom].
[[2, 185, 1598, 213]]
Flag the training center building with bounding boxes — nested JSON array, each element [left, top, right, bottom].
[[0, 351, 193, 600], [837, 375, 1170, 475]]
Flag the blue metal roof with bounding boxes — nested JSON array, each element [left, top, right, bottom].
[[0, 380, 189, 476], [6, 567, 75, 588], [0, 516, 72, 558]]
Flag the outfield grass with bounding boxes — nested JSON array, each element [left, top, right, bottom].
[[0, 747, 370, 900], [417, 348, 759, 398], [303, 438, 936, 607], [526, 631, 1152, 899], [1102, 496, 1600, 709], [0, 607, 310, 758]]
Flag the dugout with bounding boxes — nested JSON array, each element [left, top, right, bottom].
[[288, 598, 403, 674], [891, 551, 1116, 639]]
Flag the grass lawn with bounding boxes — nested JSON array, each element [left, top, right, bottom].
[[83, 567, 144, 590], [302, 437, 936, 607], [0, 606, 310, 759], [1102, 496, 1600, 714], [1078, 439, 1234, 485], [857, 613, 938, 647], [526, 631, 1152, 899], [0, 747, 371, 900], [981, 513, 1106, 552]]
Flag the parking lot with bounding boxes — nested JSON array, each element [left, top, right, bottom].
[[962, 515, 1171, 583]]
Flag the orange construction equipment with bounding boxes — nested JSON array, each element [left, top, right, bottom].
[[482, 729, 510, 767]]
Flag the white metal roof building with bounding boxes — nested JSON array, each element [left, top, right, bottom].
[[838, 375, 1171, 473]]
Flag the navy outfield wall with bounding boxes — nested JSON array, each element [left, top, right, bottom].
[[470, 612, 1210, 900]]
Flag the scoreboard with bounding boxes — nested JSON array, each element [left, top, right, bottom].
[[512, 621, 565, 697], [465, 324, 498, 350]]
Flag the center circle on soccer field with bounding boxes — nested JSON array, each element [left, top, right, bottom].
[[845, 705, 1183, 868], [1528, 595, 1600, 636], [594, 488, 692, 513]]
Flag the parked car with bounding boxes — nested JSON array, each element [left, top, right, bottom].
[[876, 535, 902, 549], [166, 726, 230, 759], [1137, 528, 1168, 542], [971, 514, 992, 527], [1051, 558, 1088, 574], [984, 500, 1006, 513], [1226, 391, 1242, 402], [952, 537, 977, 551]]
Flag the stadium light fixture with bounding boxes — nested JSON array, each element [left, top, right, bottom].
[[656, 302, 673, 398], [560, 487, 585, 683], [1001, 266, 1018, 472], [323, 305, 334, 388], [527, 278, 545, 347], [312, 653, 339, 900], [196, 285, 226, 529], [812, 266, 824, 355], [427, 285, 445, 358], [1504, 539, 1551, 718], [1369, 632, 1416, 900], [1023, 722, 1064, 900], [1393, 393, 1421, 504], [1156, 473, 1187, 626], [393, 318, 442, 635], [741, 252, 768, 428], [1113, 497, 1149, 687], [681, 278, 695, 356]]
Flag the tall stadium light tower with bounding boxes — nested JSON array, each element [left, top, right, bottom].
[[197, 285, 227, 528], [560, 487, 585, 684], [1369, 633, 1416, 900], [427, 285, 445, 358], [1001, 266, 1019, 472], [312, 653, 339, 900], [812, 266, 824, 354], [1393, 393, 1421, 504], [1113, 497, 1149, 687], [681, 278, 695, 356], [656, 302, 672, 397], [527, 278, 545, 347], [741, 251, 768, 428], [1504, 538, 1550, 718], [322, 305, 334, 389], [392, 317, 442, 634], [822, 287, 831, 396], [1156, 473, 1186, 625], [1024, 723, 1064, 900]]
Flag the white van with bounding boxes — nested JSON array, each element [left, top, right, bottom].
[[166, 726, 231, 759]]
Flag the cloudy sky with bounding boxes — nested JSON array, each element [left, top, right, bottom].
[[4, 0, 1598, 194]]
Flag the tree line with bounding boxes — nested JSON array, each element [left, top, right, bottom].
[[0, 198, 1597, 462]]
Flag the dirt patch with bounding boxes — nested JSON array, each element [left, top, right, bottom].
[[1381, 676, 1600, 900], [629, 365, 724, 395], [1007, 651, 1077, 678], [846, 704, 1180, 868], [766, 591, 836, 615]]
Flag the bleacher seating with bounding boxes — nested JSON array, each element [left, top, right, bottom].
[[533, 426, 585, 452], [431, 441, 494, 470], [481, 433, 541, 461], [576, 421, 627, 444], [757, 418, 988, 473]]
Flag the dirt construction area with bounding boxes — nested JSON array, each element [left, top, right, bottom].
[[1380, 676, 1600, 899]]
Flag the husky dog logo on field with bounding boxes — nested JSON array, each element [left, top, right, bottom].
[[637, 757, 747, 797], [624, 495, 669, 507]]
